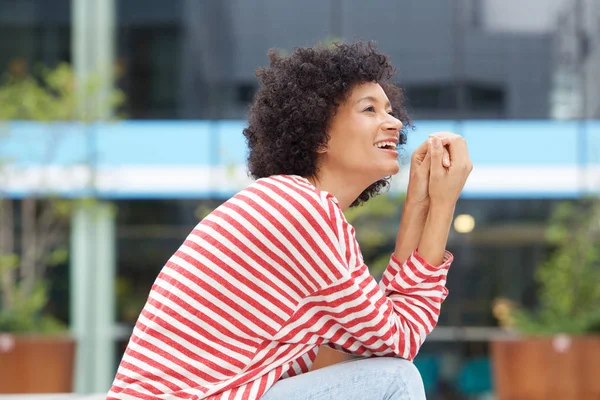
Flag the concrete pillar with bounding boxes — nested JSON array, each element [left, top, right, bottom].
[[70, 202, 117, 393], [70, 0, 117, 393]]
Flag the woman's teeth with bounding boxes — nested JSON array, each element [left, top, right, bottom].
[[375, 141, 396, 150]]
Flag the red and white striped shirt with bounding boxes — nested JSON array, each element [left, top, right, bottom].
[[108, 175, 453, 400]]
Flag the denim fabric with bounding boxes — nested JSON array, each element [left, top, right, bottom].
[[261, 357, 426, 400]]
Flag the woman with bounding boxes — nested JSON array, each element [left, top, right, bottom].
[[108, 42, 472, 400]]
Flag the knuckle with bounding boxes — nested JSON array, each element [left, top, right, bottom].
[[431, 131, 455, 139]]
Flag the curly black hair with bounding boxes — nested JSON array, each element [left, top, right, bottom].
[[243, 41, 411, 207]]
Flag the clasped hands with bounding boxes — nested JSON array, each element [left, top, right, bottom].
[[405, 132, 473, 211]]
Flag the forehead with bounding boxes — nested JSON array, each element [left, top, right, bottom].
[[346, 82, 389, 103]]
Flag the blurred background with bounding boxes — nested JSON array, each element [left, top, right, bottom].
[[0, 0, 599, 399]]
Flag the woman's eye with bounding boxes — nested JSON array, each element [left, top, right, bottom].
[[364, 106, 375, 112]]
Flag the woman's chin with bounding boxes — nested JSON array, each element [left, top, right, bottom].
[[384, 162, 400, 177], [361, 162, 400, 184], [371, 165, 400, 183]]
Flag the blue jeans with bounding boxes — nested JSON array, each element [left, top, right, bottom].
[[261, 357, 426, 400]]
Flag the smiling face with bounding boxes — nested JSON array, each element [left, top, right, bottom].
[[318, 82, 403, 185]]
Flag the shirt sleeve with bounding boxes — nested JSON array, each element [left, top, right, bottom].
[[271, 188, 453, 361]]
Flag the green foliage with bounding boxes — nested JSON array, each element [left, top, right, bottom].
[[345, 193, 406, 277], [271, 37, 344, 59], [511, 198, 600, 335], [0, 198, 71, 334], [317, 36, 344, 48], [195, 204, 216, 221], [45, 248, 69, 267], [0, 253, 19, 273], [115, 277, 148, 324], [0, 282, 66, 333], [0, 61, 125, 121]]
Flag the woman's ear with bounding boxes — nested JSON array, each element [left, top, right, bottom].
[[316, 144, 328, 154], [317, 137, 329, 154]]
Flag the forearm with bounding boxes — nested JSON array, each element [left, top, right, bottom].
[[393, 201, 428, 263], [417, 202, 455, 266]]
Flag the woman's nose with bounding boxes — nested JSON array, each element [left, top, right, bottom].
[[383, 114, 403, 131]]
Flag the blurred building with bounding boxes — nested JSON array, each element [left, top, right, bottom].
[[175, 0, 554, 120], [1, 0, 555, 120], [551, 0, 600, 118]]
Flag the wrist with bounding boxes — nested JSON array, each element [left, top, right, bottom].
[[418, 202, 455, 267], [426, 200, 456, 228], [395, 198, 429, 263], [403, 196, 429, 214], [429, 198, 457, 213]]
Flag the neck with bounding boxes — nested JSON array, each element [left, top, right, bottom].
[[306, 170, 370, 211]]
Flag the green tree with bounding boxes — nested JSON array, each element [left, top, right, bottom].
[[0, 61, 124, 333], [345, 193, 406, 277], [507, 198, 600, 335]]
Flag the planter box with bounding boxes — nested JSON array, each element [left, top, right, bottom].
[[491, 335, 600, 400], [0, 335, 75, 394]]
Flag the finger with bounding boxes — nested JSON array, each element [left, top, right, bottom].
[[442, 146, 451, 167], [414, 145, 432, 178], [422, 145, 432, 169], [444, 136, 468, 167], [412, 138, 430, 162], [430, 132, 458, 141], [429, 137, 444, 176], [429, 133, 467, 167]]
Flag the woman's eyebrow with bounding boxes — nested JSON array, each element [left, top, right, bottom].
[[356, 96, 391, 109]]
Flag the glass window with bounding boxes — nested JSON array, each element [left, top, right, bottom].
[[0, 0, 71, 73]]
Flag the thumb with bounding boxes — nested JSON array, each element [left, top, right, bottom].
[[429, 137, 444, 175]]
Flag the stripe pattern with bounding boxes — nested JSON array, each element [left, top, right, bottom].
[[108, 175, 453, 399]]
